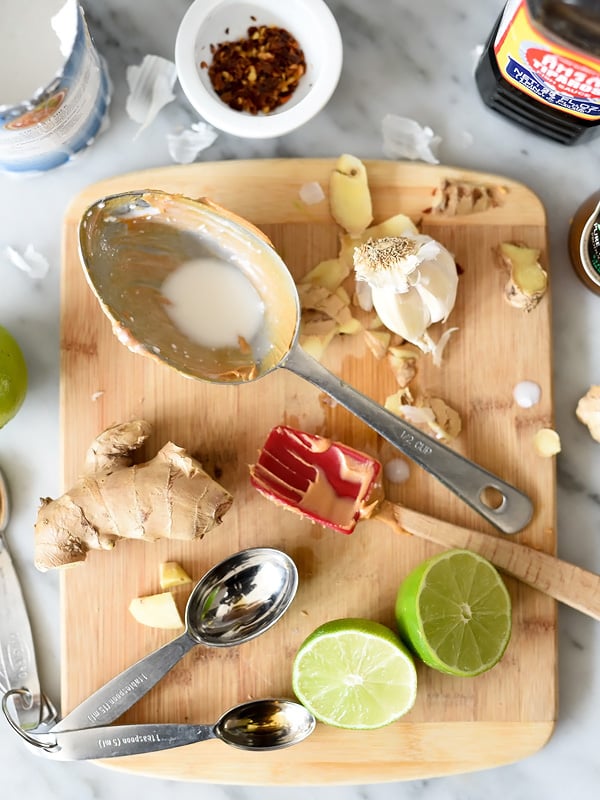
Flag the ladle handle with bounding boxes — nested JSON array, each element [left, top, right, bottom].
[[52, 632, 196, 733], [282, 346, 533, 534], [29, 722, 215, 761]]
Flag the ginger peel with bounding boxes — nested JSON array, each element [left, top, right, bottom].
[[34, 420, 233, 571]]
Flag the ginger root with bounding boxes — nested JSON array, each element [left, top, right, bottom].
[[34, 420, 233, 571]]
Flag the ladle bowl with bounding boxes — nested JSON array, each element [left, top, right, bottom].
[[29, 698, 316, 760], [52, 547, 298, 733], [78, 189, 533, 534]]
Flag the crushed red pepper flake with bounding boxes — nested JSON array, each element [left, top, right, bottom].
[[205, 25, 306, 115]]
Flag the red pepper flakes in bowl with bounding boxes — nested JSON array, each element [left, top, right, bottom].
[[205, 25, 306, 115]]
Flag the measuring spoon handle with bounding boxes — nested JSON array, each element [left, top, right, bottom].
[[52, 632, 196, 732], [283, 346, 533, 534], [32, 722, 215, 760]]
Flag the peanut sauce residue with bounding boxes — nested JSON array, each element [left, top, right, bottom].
[[250, 426, 382, 533]]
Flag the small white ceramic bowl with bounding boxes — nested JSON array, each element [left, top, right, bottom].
[[175, 0, 343, 138]]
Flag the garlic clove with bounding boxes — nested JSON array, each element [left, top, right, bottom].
[[413, 250, 458, 323], [371, 285, 430, 342]]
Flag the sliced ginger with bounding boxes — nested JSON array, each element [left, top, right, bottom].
[[533, 427, 561, 457], [129, 592, 184, 630], [159, 561, 193, 590], [498, 242, 548, 311], [387, 346, 420, 389], [329, 154, 373, 237], [301, 257, 350, 291]]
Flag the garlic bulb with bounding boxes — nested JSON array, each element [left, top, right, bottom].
[[353, 233, 458, 352]]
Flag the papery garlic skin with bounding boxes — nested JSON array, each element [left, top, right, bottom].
[[353, 233, 458, 351]]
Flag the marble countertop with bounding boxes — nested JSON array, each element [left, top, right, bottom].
[[2, 0, 600, 797]]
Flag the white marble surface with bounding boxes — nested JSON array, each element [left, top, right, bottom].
[[1, 0, 600, 796]]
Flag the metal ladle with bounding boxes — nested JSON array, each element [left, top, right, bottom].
[[50, 547, 298, 733], [23, 698, 316, 760], [78, 189, 533, 535]]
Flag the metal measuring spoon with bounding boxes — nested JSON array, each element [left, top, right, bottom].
[[52, 547, 298, 733], [0, 466, 44, 730], [78, 189, 533, 534], [28, 698, 315, 760]]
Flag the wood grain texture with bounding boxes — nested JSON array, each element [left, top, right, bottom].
[[380, 503, 600, 619], [59, 159, 556, 783]]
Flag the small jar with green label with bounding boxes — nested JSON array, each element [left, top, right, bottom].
[[569, 191, 600, 295]]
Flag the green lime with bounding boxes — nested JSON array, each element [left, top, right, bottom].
[[395, 549, 512, 678], [292, 618, 417, 729], [0, 325, 28, 429]]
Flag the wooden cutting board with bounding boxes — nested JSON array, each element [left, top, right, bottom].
[[59, 159, 556, 784]]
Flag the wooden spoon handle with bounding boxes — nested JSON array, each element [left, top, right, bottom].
[[377, 500, 600, 621]]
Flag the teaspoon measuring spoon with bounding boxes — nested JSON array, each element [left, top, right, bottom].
[[79, 190, 533, 534], [52, 547, 298, 733], [29, 698, 315, 760]]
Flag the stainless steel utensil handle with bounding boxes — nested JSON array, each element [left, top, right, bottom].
[[52, 632, 196, 732], [0, 532, 42, 730], [31, 723, 215, 760], [283, 346, 533, 534]]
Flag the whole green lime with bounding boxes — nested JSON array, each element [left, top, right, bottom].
[[0, 325, 28, 428]]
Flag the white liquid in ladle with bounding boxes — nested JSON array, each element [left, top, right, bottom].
[[161, 257, 265, 349]]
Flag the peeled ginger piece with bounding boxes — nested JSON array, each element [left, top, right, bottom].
[[499, 242, 547, 311], [533, 427, 561, 457], [129, 591, 184, 629], [329, 154, 373, 237], [159, 561, 193, 590]]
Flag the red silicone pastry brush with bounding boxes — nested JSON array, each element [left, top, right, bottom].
[[250, 425, 600, 621]]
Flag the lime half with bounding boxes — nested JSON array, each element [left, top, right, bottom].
[[292, 618, 417, 730], [0, 325, 27, 429], [395, 549, 512, 677]]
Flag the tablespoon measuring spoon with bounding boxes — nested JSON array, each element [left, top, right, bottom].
[[27, 698, 316, 760], [78, 190, 533, 534], [52, 547, 298, 733]]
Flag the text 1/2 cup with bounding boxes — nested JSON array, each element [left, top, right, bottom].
[[0, 0, 111, 173]]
